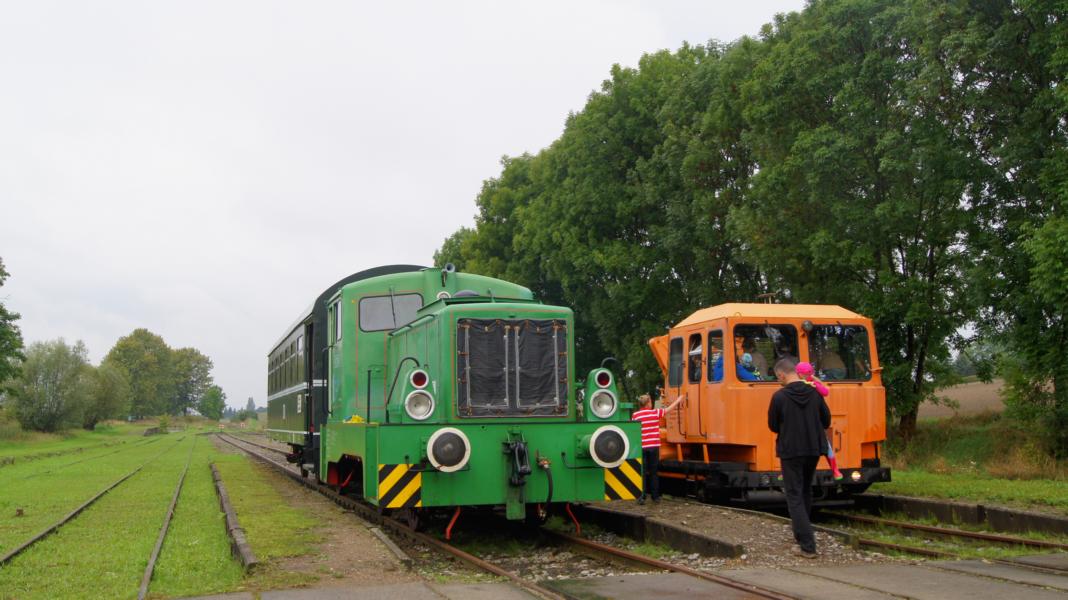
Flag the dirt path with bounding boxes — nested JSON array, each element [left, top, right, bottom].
[[211, 437, 419, 591]]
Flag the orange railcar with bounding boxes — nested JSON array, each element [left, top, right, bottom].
[[648, 303, 891, 503]]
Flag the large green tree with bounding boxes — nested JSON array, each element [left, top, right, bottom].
[[170, 347, 213, 415], [103, 329, 174, 418], [438, 0, 1067, 445], [10, 339, 91, 432], [197, 384, 226, 420], [83, 361, 132, 430], [0, 258, 24, 384]]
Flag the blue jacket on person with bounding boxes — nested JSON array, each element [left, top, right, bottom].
[[712, 355, 761, 382]]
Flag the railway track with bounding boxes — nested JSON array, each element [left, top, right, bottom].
[[0, 434, 189, 567], [215, 432, 800, 600], [822, 509, 1068, 572], [18, 435, 163, 481], [138, 435, 198, 600]]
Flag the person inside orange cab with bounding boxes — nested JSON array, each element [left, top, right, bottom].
[[711, 336, 761, 382]]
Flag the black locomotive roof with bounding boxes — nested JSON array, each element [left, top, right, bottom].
[[269, 264, 427, 353]]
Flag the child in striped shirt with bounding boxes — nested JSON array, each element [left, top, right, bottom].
[[631, 392, 685, 504]]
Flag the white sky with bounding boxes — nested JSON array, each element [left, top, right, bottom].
[[0, 1, 804, 409]]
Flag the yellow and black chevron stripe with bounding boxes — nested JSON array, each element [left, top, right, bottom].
[[378, 464, 422, 509], [604, 458, 642, 500]]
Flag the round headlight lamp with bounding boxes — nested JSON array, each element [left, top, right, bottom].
[[589, 425, 629, 468], [427, 427, 471, 472], [404, 390, 435, 421], [589, 390, 618, 419]]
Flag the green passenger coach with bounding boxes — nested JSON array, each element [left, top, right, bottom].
[[266, 265, 643, 526]]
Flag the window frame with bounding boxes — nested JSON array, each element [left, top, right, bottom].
[[358, 293, 424, 333], [806, 323, 874, 382], [706, 329, 724, 383], [668, 337, 684, 388]]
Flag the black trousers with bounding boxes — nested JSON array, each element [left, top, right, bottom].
[[780, 455, 819, 552], [642, 447, 660, 499]]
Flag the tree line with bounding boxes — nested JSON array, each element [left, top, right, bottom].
[[0, 258, 226, 431], [436, 0, 1067, 451]]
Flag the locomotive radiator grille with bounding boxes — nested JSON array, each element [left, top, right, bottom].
[[378, 463, 423, 509], [603, 458, 643, 500]]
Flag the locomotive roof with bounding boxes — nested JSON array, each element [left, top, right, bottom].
[[674, 303, 867, 328]]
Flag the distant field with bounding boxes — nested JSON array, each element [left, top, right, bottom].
[[918, 379, 1004, 419]]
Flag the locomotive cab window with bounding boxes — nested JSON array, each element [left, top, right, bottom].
[[332, 300, 342, 342], [706, 330, 724, 382], [687, 334, 702, 383], [359, 293, 423, 332], [456, 318, 568, 417], [732, 324, 798, 381], [668, 337, 684, 387], [807, 324, 872, 381]]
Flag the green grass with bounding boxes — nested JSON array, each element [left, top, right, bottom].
[[0, 421, 151, 460], [878, 412, 1068, 513], [872, 469, 1068, 512], [212, 455, 319, 562], [0, 433, 329, 598], [0, 435, 199, 598], [149, 440, 246, 598], [0, 435, 177, 552]]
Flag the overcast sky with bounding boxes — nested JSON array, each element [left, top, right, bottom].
[[1, 1, 804, 409]]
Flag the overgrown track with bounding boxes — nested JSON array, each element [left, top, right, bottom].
[[827, 511, 1068, 551], [214, 433, 566, 600], [224, 433, 287, 456], [216, 433, 801, 600], [18, 435, 162, 480], [138, 436, 198, 600], [823, 509, 1068, 571], [0, 435, 188, 567]]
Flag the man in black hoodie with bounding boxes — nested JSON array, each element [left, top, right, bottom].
[[768, 357, 831, 557]]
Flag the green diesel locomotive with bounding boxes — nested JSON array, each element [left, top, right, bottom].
[[267, 265, 642, 526]]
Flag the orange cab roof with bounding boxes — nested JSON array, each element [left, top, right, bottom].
[[674, 303, 867, 328]]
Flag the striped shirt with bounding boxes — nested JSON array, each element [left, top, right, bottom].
[[631, 408, 665, 449]]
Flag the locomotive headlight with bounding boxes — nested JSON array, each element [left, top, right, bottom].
[[589, 390, 618, 419], [851, 471, 862, 482], [589, 425, 628, 469], [404, 390, 435, 421], [427, 427, 471, 472]]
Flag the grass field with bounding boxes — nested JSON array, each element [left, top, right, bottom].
[[876, 411, 1068, 513], [0, 421, 152, 460], [0, 427, 322, 599]]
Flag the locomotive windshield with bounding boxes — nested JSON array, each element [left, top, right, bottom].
[[731, 324, 799, 381], [456, 318, 568, 417], [807, 324, 872, 380]]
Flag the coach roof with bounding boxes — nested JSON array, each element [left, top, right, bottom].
[[674, 303, 867, 329]]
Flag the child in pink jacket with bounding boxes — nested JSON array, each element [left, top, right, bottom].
[[796, 362, 843, 480]]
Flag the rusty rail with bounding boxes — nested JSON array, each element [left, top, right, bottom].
[[827, 511, 1068, 550], [214, 433, 561, 599], [138, 436, 198, 599], [545, 529, 799, 600]]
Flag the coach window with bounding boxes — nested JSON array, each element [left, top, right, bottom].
[[706, 330, 724, 382], [687, 334, 702, 383], [668, 337, 684, 388], [297, 335, 303, 355], [359, 293, 423, 332]]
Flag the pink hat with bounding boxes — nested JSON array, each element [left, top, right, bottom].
[[796, 361, 815, 377]]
